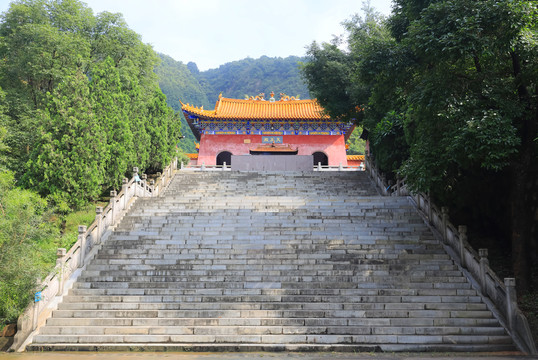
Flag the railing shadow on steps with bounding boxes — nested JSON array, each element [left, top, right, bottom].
[[10, 158, 178, 352], [365, 153, 537, 355]]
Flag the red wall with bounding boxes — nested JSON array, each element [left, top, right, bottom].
[[198, 134, 348, 166]]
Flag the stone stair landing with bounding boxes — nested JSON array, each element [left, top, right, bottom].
[[28, 171, 515, 352]]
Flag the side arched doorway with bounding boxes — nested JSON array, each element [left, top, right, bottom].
[[216, 151, 232, 166], [313, 152, 328, 166]]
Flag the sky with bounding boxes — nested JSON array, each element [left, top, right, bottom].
[[0, 0, 394, 71]]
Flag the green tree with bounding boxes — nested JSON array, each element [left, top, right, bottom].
[[90, 57, 132, 189], [0, 170, 55, 326], [145, 88, 180, 172], [303, 0, 538, 292], [346, 127, 366, 155], [0, 0, 92, 173], [396, 0, 538, 293], [24, 71, 106, 208]]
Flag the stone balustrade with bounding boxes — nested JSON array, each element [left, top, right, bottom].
[[366, 155, 536, 355], [11, 158, 178, 352]]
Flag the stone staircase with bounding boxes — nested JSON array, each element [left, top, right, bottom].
[[28, 171, 515, 352]]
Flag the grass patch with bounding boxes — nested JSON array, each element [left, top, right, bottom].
[[60, 202, 107, 249]]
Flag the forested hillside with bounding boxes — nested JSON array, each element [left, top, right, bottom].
[[156, 55, 311, 153], [196, 56, 310, 103], [155, 54, 209, 153]]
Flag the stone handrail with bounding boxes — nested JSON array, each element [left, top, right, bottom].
[[365, 154, 409, 196], [11, 158, 178, 352], [180, 161, 366, 172], [366, 156, 536, 355]]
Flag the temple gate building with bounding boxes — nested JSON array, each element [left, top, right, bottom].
[[181, 92, 357, 168]]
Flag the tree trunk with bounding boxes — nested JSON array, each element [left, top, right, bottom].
[[509, 50, 538, 296], [510, 162, 533, 295]]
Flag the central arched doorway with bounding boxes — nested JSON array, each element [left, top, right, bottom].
[[216, 151, 232, 166], [312, 151, 328, 166]]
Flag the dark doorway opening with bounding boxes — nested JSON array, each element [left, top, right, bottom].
[[312, 152, 328, 166], [216, 151, 232, 166]]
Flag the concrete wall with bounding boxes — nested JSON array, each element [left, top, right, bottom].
[[197, 134, 347, 166], [231, 155, 313, 171]]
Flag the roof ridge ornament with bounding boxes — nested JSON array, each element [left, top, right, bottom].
[[279, 93, 299, 101], [246, 93, 265, 101]]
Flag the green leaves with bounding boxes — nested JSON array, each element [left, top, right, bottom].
[[0, 170, 55, 326], [0, 0, 182, 208]]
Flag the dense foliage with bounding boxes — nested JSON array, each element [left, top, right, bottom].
[[156, 55, 312, 153], [0, 0, 182, 328], [302, 1, 538, 293], [0, 170, 57, 327], [0, 0, 181, 208]]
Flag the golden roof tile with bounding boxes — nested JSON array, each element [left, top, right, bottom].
[[181, 96, 329, 121]]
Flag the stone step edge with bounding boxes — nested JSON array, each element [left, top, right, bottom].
[[26, 343, 518, 353]]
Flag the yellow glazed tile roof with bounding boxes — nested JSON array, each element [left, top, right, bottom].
[[181, 95, 329, 121], [346, 155, 365, 161], [186, 153, 199, 160]]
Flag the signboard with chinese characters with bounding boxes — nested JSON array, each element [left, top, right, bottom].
[[262, 136, 283, 144]]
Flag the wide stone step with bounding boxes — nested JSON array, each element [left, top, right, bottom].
[[50, 308, 496, 321], [38, 324, 507, 336], [26, 343, 517, 353], [68, 286, 479, 296], [44, 316, 503, 328], [67, 288, 481, 299], [56, 301, 488, 311], [31, 333, 514, 346], [29, 171, 516, 352], [62, 293, 484, 304]]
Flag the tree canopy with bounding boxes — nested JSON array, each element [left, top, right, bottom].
[[0, 0, 181, 208], [302, 0, 538, 293]]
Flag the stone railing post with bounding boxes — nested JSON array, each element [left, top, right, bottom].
[[479, 248, 489, 292], [141, 174, 148, 197], [339, 162, 343, 171], [441, 207, 449, 242], [505, 278, 517, 331], [122, 178, 128, 210], [133, 167, 139, 196], [201, 162, 206, 171], [458, 225, 467, 268], [180, 161, 184, 170], [32, 290, 42, 331], [396, 175, 401, 196], [109, 190, 117, 224], [156, 172, 163, 192], [223, 161, 227, 170], [56, 248, 66, 296], [318, 162, 322, 171], [95, 207, 103, 244], [78, 225, 87, 267], [427, 191, 433, 223]]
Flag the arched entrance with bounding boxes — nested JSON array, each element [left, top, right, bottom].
[[313, 152, 328, 166], [216, 151, 232, 166]]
